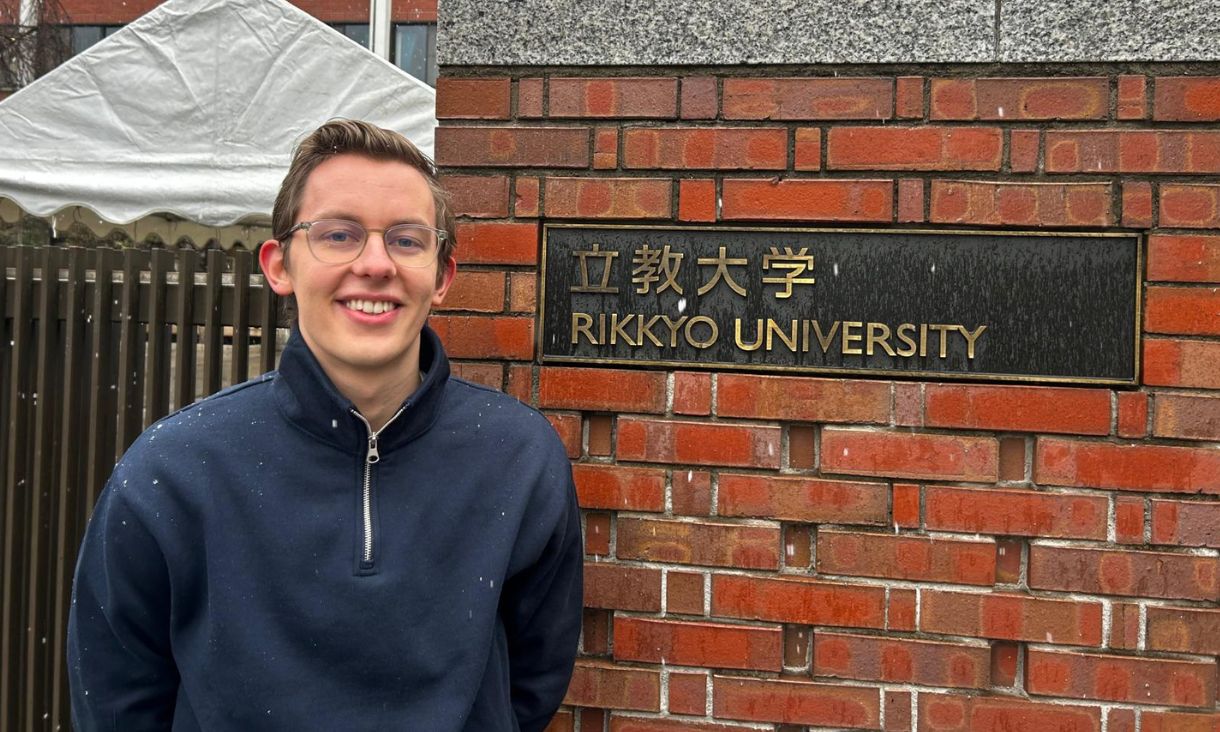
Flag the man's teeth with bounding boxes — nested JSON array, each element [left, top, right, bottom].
[[344, 299, 398, 315]]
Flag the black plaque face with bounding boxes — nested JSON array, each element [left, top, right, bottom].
[[539, 225, 1141, 384]]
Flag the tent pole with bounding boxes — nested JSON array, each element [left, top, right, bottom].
[[369, 0, 391, 60]]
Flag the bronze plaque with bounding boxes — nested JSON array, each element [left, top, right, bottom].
[[538, 225, 1141, 384]]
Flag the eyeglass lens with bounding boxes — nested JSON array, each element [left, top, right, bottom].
[[305, 220, 438, 266]]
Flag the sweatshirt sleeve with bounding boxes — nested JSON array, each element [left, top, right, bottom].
[[68, 478, 180, 731], [502, 456, 583, 732]]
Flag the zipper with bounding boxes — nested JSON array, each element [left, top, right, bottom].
[[350, 406, 406, 567]]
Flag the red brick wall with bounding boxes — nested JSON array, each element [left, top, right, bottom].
[[56, 0, 436, 24], [435, 71, 1220, 731]]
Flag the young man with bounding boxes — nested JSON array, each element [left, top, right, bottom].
[[68, 119, 583, 731]]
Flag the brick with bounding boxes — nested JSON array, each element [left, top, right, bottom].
[[1115, 496, 1145, 544], [671, 469, 711, 516], [617, 517, 780, 569], [1154, 393, 1220, 441], [896, 76, 924, 118], [1009, 129, 1040, 172], [722, 77, 892, 120], [712, 676, 880, 728], [924, 485, 1107, 540], [680, 76, 718, 120], [998, 437, 1026, 482], [513, 177, 540, 217], [717, 374, 891, 423], [584, 563, 661, 612], [593, 126, 618, 169], [919, 695, 1101, 732], [897, 178, 924, 222], [787, 426, 815, 470], [817, 530, 995, 585], [544, 177, 672, 219], [931, 180, 1113, 227], [1151, 499, 1220, 548], [438, 270, 505, 312], [1046, 130, 1220, 174], [888, 589, 917, 631], [585, 513, 610, 556], [544, 708, 573, 732], [827, 126, 1002, 170], [995, 539, 1023, 584], [612, 720, 764, 732], [814, 631, 990, 688], [678, 179, 716, 222], [1035, 437, 1220, 494], [673, 371, 711, 415], [1147, 234, 1220, 283], [930, 77, 1108, 120], [1122, 181, 1153, 228], [507, 272, 535, 313], [1144, 338, 1220, 389], [822, 428, 998, 483], [578, 709, 604, 730], [721, 178, 894, 222], [617, 418, 781, 468], [614, 617, 782, 671], [545, 412, 580, 457], [783, 525, 812, 570], [455, 221, 538, 265], [1161, 184, 1220, 228], [794, 128, 821, 170], [1116, 391, 1148, 438], [441, 174, 510, 218], [925, 384, 1111, 435], [1154, 76, 1220, 121], [1117, 75, 1148, 119], [587, 414, 613, 456], [624, 127, 786, 170], [1109, 602, 1141, 650], [1142, 711, 1220, 732], [564, 661, 660, 711], [718, 474, 888, 524], [892, 483, 920, 528], [435, 126, 589, 167], [712, 574, 886, 628], [429, 315, 532, 359], [663, 672, 709, 717], [920, 590, 1103, 645], [665, 571, 705, 615], [435, 77, 511, 119], [450, 362, 501, 389], [885, 691, 912, 732], [538, 367, 666, 413], [516, 78, 543, 118], [1146, 606, 1220, 655], [1145, 286, 1220, 336], [1026, 648, 1216, 707], [549, 77, 677, 118], [1028, 545, 1218, 601], [572, 464, 665, 512], [991, 641, 1019, 687]]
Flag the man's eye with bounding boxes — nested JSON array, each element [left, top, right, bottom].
[[388, 235, 423, 249], [318, 227, 362, 245]]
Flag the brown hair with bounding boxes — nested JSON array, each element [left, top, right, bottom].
[[271, 119, 456, 269]]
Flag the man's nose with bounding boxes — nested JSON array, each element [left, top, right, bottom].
[[353, 231, 397, 275]]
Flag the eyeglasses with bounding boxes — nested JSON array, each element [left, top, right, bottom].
[[281, 219, 446, 267]]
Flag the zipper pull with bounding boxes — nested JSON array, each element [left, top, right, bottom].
[[366, 434, 380, 464]]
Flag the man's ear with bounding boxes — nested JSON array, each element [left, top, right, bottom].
[[259, 239, 295, 296], [431, 255, 457, 307]]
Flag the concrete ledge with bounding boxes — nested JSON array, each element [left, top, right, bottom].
[[439, 0, 1220, 66]]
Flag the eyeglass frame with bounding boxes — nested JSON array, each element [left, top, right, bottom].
[[278, 219, 449, 267]]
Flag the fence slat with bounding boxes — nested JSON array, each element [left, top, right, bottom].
[[202, 250, 224, 395], [174, 249, 198, 411], [230, 250, 251, 382], [145, 249, 172, 425], [115, 251, 146, 463], [85, 248, 116, 513], [258, 271, 278, 374]]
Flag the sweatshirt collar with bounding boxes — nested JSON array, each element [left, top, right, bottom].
[[272, 324, 450, 454]]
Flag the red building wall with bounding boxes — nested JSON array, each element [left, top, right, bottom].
[[434, 71, 1220, 731]]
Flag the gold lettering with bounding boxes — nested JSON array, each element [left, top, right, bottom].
[[571, 312, 596, 345], [959, 324, 987, 359], [866, 322, 896, 357], [919, 323, 928, 357], [928, 324, 954, 358], [841, 321, 864, 355], [735, 319, 765, 351], [610, 313, 638, 346], [686, 316, 718, 348], [811, 320, 840, 353], [639, 315, 666, 347], [895, 323, 917, 357], [766, 319, 798, 352], [657, 315, 688, 347]]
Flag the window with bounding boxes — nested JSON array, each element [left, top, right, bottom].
[[393, 23, 436, 86], [69, 25, 121, 56], [330, 23, 370, 49]]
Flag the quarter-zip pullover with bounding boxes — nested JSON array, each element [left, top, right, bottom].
[[68, 326, 583, 731]]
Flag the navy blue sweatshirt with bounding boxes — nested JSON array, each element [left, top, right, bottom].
[[68, 326, 582, 731]]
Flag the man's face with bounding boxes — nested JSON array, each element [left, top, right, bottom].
[[260, 154, 454, 386]]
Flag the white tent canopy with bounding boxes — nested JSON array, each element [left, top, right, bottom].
[[0, 0, 436, 229]]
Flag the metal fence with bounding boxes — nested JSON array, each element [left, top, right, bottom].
[[0, 244, 284, 731]]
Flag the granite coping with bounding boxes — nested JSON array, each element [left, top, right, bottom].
[[439, 0, 1220, 66]]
